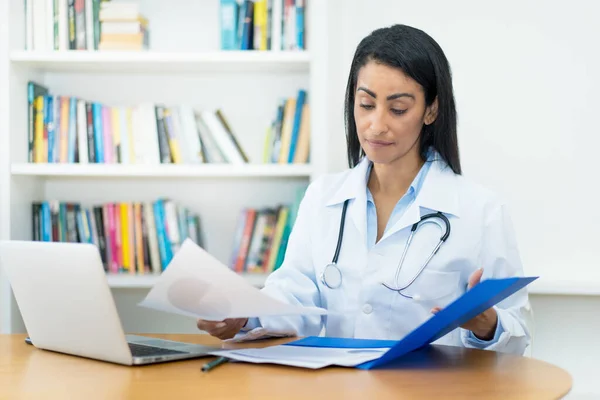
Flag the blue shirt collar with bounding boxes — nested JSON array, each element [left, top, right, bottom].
[[366, 148, 435, 203]]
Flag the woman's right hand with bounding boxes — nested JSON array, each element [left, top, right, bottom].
[[196, 318, 248, 340]]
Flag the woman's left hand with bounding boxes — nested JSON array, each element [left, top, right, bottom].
[[431, 268, 498, 341]]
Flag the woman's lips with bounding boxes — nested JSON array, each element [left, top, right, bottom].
[[366, 139, 394, 148]]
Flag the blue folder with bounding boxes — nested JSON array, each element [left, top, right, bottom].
[[285, 276, 537, 370]]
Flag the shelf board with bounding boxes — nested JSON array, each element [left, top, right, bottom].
[[106, 273, 268, 289], [528, 280, 600, 296], [10, 50, 310, 74], [11, 163, 313, 178]]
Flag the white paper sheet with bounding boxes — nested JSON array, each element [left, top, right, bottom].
[[224, 327, 296, 343], [138, 238, 328, 321], [208, 345, 389, 369]]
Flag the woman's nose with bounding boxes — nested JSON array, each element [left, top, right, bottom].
[[369, 109, 388, 134]]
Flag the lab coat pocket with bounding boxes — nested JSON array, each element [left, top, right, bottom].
[[401, 269, 461, 305]]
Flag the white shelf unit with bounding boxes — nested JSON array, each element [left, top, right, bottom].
[[11, 163, 314, 178], [0, 0, 330, 334], [9, 50, 311, 74]]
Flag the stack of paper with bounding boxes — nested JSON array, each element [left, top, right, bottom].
[[209, 345, 390, 369]]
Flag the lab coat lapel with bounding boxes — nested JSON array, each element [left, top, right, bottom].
[[347, 181, 367, 248], [379, 201, 421, 243], [325, 157, 371, 247], [379, 157, 460, 242]]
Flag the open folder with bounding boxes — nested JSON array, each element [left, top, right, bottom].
[[208, 276, 538, 369]]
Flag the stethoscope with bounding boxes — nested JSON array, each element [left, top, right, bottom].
[[319, 199, 451, 300]]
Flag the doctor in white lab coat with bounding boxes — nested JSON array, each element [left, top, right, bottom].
[[198, 24, 532, 355]]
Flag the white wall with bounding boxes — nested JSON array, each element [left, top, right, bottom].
[[322, 0, 599, 397]]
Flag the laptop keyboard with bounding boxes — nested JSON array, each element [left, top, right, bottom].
[[128, 342, 189, 357]]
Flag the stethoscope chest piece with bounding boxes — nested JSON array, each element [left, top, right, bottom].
[[321, 263, 342, 289]]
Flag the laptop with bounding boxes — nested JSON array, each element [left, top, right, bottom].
[[0, 240, 220, 365]]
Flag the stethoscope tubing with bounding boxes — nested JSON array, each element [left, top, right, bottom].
[[321, 200, 451, 296]]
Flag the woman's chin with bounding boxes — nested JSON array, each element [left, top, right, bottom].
[[363, 150, 397, 165]]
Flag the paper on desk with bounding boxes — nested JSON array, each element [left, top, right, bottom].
[[224, 327, 297, 343], [138, 238, 328, 321], [208, 345, 389, 369]]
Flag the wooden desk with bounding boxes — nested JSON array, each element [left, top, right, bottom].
[[0, 334, 571, 399]]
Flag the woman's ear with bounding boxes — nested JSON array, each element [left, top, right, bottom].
[[424, 97, 439, 125]]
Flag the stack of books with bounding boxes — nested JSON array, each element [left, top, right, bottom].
[[32, 199, 202, 275], [99, 1, 149, 50], [219, 0, 306, 51]]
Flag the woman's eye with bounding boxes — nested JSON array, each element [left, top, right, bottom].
[[391, 108, 407, 115], [359, 104, 374, 110]]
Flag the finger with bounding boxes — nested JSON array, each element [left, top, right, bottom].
[[468, 268, 484, 289], [214, 319, 245, 340], [197, 319, 227, 333], [430, 306, 442, 314], [215, 329, 238, 340]]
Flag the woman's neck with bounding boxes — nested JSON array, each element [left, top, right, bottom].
[[368, 150, 424, 198]]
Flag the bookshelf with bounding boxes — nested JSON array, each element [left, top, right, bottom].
[[0, 0, 329, 334]]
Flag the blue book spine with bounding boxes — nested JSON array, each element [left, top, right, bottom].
[[236, 1, 247, 49], [296, 0, 304, 49], [41, 202, 52, 242], [67, 98, 77, 163], [46, 95, 54, 163], [85, 208, 94, 243], [220, 0, 238, 50], [153, 200, 172, 270], [287, 89, 306, 163], [240, 0, 253, 50], [92, 103, 104, 163]]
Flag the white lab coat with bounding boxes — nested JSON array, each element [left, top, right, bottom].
[[250, 154, 532, 355]]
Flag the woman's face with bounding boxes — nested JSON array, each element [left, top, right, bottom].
[[353, 61, 437, 165]]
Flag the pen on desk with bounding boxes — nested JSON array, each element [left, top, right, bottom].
[[202, 356, 229, 372]]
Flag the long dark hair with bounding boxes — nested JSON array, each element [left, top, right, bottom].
[[344, 24, 461, 174]]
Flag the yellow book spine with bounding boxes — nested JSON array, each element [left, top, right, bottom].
[[254, 0, 268, 51], [164, 109, 182, 163], [60, 98, 70, 163], [120, 203, 130, 271], [34, 96, 45, 163], [263, 125, 272, 163]]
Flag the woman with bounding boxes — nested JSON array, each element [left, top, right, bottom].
[[198, 24, 532, 354]]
